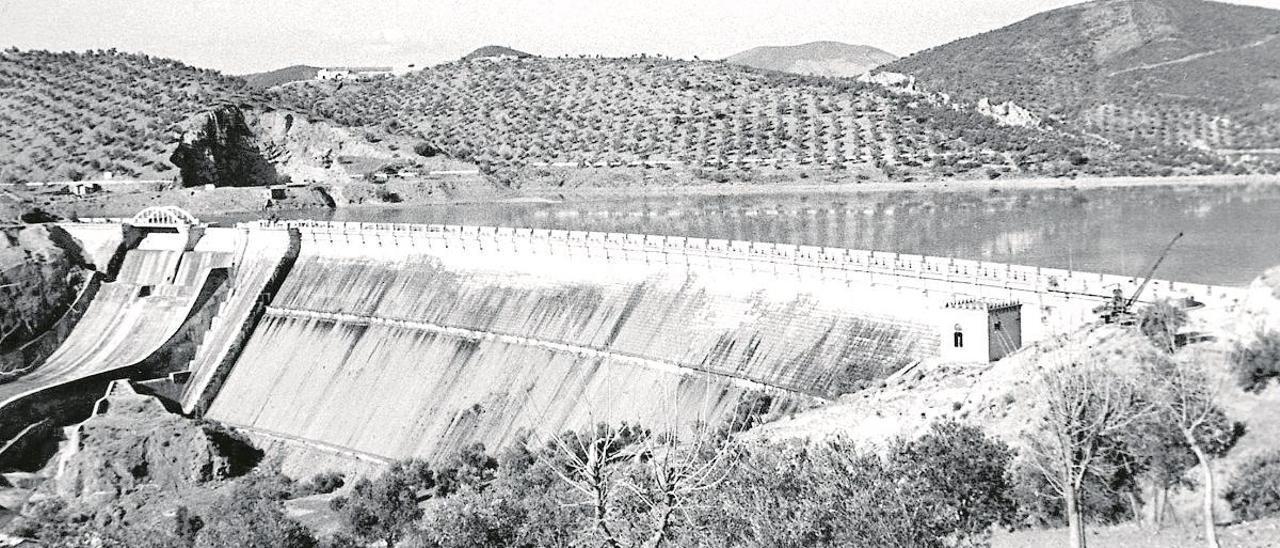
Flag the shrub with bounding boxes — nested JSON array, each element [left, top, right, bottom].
[[413, 141, 444, 158], [195, 477, 317, 548], [692, 423, 1016, 548], [718, 391, 775, 434], [1225, 450, 1280, 521], [1231, 330, 1280, 392], [374, 188, 402, 203], [331, 460, 434, 547], [887, 420, 1017, 540], [1136, 300, 1187, 353], [297, 471, 345, 496], [1009, 458, 1134, 529]]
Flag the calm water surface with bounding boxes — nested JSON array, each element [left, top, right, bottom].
[[221, 185, 1280, 286]]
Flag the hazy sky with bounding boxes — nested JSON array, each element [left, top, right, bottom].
[[2, 0, 1279, 74]]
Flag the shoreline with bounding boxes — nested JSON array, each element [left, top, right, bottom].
[[512, 173, 1280, 202], [6, 174, 1280, 221]]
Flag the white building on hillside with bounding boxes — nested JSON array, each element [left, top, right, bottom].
[[316, 64, 417, 81]]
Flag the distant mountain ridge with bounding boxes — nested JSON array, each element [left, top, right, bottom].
[[884, 0, 1280, 152], [242, 65, 321, 89], [461, 45, 533, 61], [726, 41, 897, 78]]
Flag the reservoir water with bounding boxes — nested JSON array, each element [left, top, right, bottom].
[[225, 185, 1280, 286]]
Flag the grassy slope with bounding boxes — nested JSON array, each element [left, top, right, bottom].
[[885, 0, 1280, 151]]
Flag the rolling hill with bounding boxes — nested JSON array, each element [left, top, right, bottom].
[[461, 45, 534, 61], [0, 49, 276, 183], [269, 54, 1242, 179], [726, 41, 897, 78], [242, 64, 321, 89], [884, 0, 1280, 154], [0, 39, 1270, 187]]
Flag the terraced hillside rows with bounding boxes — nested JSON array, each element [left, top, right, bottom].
[[205, 242, 934, 464], [1, 44, 1269, 186], [886, 0, 1280, 162], [274, 56, 1228, 178], [0, 49, 273, 183]]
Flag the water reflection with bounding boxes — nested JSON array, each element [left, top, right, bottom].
[[222, 186, 1280, 286]]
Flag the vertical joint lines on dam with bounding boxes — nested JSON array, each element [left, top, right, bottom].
[[263, 306, 822, 398]]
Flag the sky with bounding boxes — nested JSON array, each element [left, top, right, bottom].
[[2, 0, 1279, 74]]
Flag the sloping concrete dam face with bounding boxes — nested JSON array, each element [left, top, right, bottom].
[[0, 229, 237, 460], [206, 228, 940, 467]]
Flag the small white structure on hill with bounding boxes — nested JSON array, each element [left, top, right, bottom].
[[939, 299, 1023, 363], [316, 65, 416, 81]]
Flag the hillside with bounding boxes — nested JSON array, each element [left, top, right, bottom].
[[269, 55, 1240, 179], [726, 41, 897, 78], [0, 45, 1271, 187], [0, 49, 275, 183], [242, 64, 321, 89], [461, 45, 533, 61], [885, 0, 1280, 155]]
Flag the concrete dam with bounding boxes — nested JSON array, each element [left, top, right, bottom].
[[0, 210, 1243, 472]]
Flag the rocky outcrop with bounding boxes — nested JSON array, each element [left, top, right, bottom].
[[51, 381, 259, 501], [169, 104, 280, 187], [169, 105, 404, 188], [0, 226, 88, 356], [976, 98, 1042, 128], [857, 71, 920, 95]]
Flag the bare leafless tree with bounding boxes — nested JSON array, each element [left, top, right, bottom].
[[541, 420, 739, 548], [1025, 361, 1157, 548], [1154, 357, 1230, 548]]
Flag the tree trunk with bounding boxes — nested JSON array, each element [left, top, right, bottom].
[[1126, 490, 1143, 527], [1156, 486, 1168, 528], [1065, 489, 1087, 548], [1185, 432, 1221, 548]]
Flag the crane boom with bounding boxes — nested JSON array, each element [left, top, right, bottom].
[[1125, 232, 1183, 309]]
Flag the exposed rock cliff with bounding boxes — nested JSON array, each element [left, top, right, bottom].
[[51, 381, 259, 501], [169, 104, 280, 187], [169, 104, 404, 188], [0, 226, 88, 356]]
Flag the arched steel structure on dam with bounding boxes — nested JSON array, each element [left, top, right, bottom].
[[129, 206, 200, 228]]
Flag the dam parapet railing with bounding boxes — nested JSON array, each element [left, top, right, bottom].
[[253, 220, 1244, 308]]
